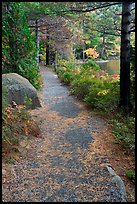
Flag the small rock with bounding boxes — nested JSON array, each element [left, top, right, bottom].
[[100, 163, 112, 168]]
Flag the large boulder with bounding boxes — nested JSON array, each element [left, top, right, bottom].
[[2, 73, 41, 109]]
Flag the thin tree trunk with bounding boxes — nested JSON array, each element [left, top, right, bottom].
[[46, 37, 56, 66], [119, 2, 132, 115], [54, 50, 57, 72], [46, 37, 50, 65], [36, 20, 39, 63], [82, 18, 85, 62], [100, 33, 105, 59], [46, 36, 56, 66], [49, 49, 56, 65]]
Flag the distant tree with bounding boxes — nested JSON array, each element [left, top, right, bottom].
[[80, 5, 121, 59]]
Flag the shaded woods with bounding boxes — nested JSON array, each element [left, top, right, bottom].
[[2, 2, 135, 201]]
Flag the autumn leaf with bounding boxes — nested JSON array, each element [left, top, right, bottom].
[[84, 48, 99, 59]]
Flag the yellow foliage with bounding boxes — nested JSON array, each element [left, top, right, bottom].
[[84, 48, 99, 59], [97, 90, 109, 96], [91, 74, 95, 78]]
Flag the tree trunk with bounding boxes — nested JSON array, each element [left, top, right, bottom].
[[54, 50, 57, 72], [46, 36, 50, 65], [49, 50, 56, 65], [100, 33, 105, 59], [46, 36, 56, 66], [119, 2, 132, 115], [36, 20, 39, 63], [82, 18, 85, 62]]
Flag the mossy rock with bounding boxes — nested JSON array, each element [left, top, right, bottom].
[[2, 73, 41, 109]]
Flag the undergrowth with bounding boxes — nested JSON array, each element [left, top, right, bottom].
[[2, 87, 40, 163], [53, 59, 135, 153]]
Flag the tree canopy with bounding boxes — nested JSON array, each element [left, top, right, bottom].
[[2, 2, 135, 114]]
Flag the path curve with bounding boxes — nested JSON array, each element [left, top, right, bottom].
[[2, 66, 127, 202]]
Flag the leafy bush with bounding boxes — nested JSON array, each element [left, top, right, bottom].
[[82, 59, 100, 71], [111, 116, 135, 151], [2, 86, 40, 163], [84, 80, 119, 111], [70, 76, 93, 99], [57, 70, 74, 85], [62, 72, 74, 84], [56, 59, 135, 152], [57, 59, 76, 70]]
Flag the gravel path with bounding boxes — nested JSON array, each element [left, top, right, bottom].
[[2, 66, 127, 202]]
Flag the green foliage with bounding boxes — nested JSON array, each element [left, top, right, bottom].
[[24, 95, 32, 107], [70, 76, 93, 99], [56, 59, 79, 84], [82, 59, 100, 71], [57, 59, 76, 70], [125, 170, 135, 183], [73, 6, 121, 60], [84, 80, 119, 111], [62, 72, 74, 84], [2, 2, 41, 89], [110, 116, 135, 151], [86, 31, 101, 50], [56, 59, 135, 152], [23, 2, 72, 17]]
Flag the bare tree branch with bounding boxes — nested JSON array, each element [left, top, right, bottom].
[[50, 2, 122, 15]]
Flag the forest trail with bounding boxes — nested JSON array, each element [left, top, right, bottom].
[[2, 66, 134, 202]]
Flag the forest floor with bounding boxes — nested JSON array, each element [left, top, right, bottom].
[[2, 66, 135, 202]]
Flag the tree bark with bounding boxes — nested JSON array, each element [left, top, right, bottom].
[[50, 50, 56, 65], [46, 36, 56, 66], [119, 2, 132, 114], [36, 20, 39, 63], [100, 34, 105, 59], [46, 36, 50, 65]]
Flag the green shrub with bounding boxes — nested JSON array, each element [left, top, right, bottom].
[[83, 78, 106, 107], [70, 76, 93, 99], [62, 72, 74, 84], [57, 59, 76, 70], [79, 59, 99, 70], [84, 80, 119, 111], [56, 59, 134, 152], [111, 116, 135, 151], [125, 170, 135, 183], [86, 59, 100, 71]]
